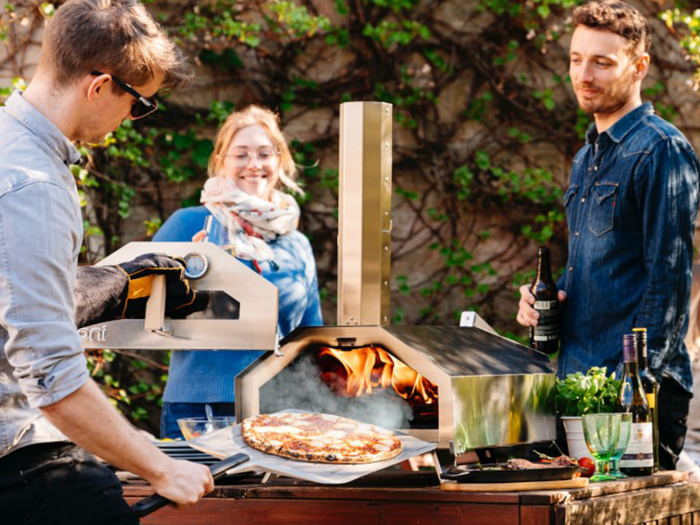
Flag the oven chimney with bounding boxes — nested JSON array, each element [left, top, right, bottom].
[[338, 102, 392, 326]]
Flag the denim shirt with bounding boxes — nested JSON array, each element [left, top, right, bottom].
[[558, 102, 699, 393], [0, 91, 86, 457]]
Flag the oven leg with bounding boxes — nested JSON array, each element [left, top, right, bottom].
[[261, 472, 278, 485]]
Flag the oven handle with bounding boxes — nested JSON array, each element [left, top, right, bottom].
[[130, 452, 250, 518]]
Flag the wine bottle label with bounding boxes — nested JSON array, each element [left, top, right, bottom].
[[646, 393, 655, 409], [534, 300, 556, 310], [620, 422, 653, 468], [533, 330, 558, 342], [533, 300, 559, 341]]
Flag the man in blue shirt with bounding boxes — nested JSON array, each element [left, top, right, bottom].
[[518, 0, 699, 470]]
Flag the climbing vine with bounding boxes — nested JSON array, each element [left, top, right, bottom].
[[1, 0, 698, 432]]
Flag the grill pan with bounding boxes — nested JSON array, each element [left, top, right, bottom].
[[440, 464, 582, 483]]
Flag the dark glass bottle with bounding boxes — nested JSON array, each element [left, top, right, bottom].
[[634, 328, 659, 472], [615, 334, 653, 476], [529, 247, 560, 354]]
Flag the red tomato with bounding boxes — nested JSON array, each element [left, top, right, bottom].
[[577, 457, 595, 478]]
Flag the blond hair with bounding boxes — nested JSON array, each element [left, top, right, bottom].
[[208, 105, 303, 195], [40, 0, 192, 91]]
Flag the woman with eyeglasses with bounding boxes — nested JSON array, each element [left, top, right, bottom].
[[154, 105, 322, 439]]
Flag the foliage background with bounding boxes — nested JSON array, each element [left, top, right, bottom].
[[1, 0, 699, 433]]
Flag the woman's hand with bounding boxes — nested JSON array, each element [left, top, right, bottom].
[[192, 230, 206, 242]]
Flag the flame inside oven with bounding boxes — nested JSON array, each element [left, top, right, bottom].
[[318, 346, 438, 405], [258, 344, 439, 430]]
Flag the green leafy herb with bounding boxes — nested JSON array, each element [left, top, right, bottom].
[[555, 367, 621, 416]]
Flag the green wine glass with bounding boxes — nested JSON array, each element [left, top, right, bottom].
[[608, 413, 632, 479], [582, 413, 622, 482]]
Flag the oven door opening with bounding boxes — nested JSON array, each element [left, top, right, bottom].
[[259, 343, 439, 431]]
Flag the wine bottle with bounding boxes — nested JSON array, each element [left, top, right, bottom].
[[634, 327, 659, 472], [529, 247, 560, 354], [615, 334, 653, 476]]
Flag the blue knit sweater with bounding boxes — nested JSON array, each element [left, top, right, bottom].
[[153, 205, 323, 403]]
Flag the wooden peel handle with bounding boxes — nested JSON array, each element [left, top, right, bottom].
[[144, 274, 166, 331]]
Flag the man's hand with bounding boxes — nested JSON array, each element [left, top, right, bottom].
[[148, 458, 214, 508], [74, 253, 209, 328], [41, 380, 213, 510], [517, 285, 567, 327]]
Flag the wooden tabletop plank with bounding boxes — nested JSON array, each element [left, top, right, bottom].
[[557, 483, 700, 525], [124, 497, 521, 525], [121, 470, 688, 508], [519, 471, 688, 505]]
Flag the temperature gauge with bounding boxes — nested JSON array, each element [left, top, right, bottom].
[[183, 251, 209, 280]]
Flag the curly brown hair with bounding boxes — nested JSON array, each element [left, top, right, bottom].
[[573, 0, 651, 56]]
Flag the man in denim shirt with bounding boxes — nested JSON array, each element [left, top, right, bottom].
[[518, 0, 699, 470], [0, 1, 214, 523]]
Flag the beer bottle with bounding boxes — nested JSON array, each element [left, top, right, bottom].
[[634, 328, 659, 472], [615, 334, 653, 476], [529, 247, 560, 354]]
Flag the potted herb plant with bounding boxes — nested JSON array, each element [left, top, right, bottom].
[[556, 367, 621, 462]]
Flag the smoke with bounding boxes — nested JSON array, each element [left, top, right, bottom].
[[260, 354, 414, 430]]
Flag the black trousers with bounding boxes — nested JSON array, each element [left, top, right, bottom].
[[659, 376, 692, 470], [0, 442, 139, 525]]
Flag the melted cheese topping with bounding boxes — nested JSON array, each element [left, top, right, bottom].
[[242, 412, 402, 463]]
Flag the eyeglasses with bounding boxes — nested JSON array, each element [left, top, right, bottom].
[[226, 148, 279, 168], [90, 70, 158, 119]]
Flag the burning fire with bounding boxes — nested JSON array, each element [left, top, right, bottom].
[[318, 346, 438, 404]]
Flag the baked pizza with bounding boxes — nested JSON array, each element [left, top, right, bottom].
[[241, 412, 403, 464]]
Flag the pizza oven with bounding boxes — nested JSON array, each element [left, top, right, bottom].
[[236, 325, 555, 453], [235, 102, 556, 457]]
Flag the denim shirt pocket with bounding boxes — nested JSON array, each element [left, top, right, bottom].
[[563, 184, 579, 231], [588, 181, 619, 237]]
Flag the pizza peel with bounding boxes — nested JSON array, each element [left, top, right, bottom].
[[131, 410, 436, 517], [186, 410, 436, 484]]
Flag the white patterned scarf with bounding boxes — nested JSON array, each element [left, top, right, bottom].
[[200, 176, 300, 263]]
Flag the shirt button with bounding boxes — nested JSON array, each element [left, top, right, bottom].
[[594, 166, 598, 171], [581, 197, 586, 203], [575, 232, 580, 236], [569, 266, 573, 272]]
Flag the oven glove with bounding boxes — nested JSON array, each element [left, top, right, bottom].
[[74, 253, 210, 328]]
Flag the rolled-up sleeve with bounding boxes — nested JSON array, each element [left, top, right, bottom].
[[0, 177, 88, 408]]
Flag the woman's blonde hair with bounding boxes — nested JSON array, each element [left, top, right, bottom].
[[208, 105, 303, 195]]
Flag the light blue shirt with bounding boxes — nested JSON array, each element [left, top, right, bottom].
[[0, 91, 86, 457]]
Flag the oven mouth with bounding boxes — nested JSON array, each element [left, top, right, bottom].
[[258, 343, 439, 430]]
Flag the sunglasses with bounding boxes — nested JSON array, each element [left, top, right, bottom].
[[90, 70, 158, 119]]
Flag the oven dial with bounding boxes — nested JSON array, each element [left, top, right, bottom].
[[183, 251, 209, 280]]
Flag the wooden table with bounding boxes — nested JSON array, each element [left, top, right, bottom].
[[122, 471, 700, 525]]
